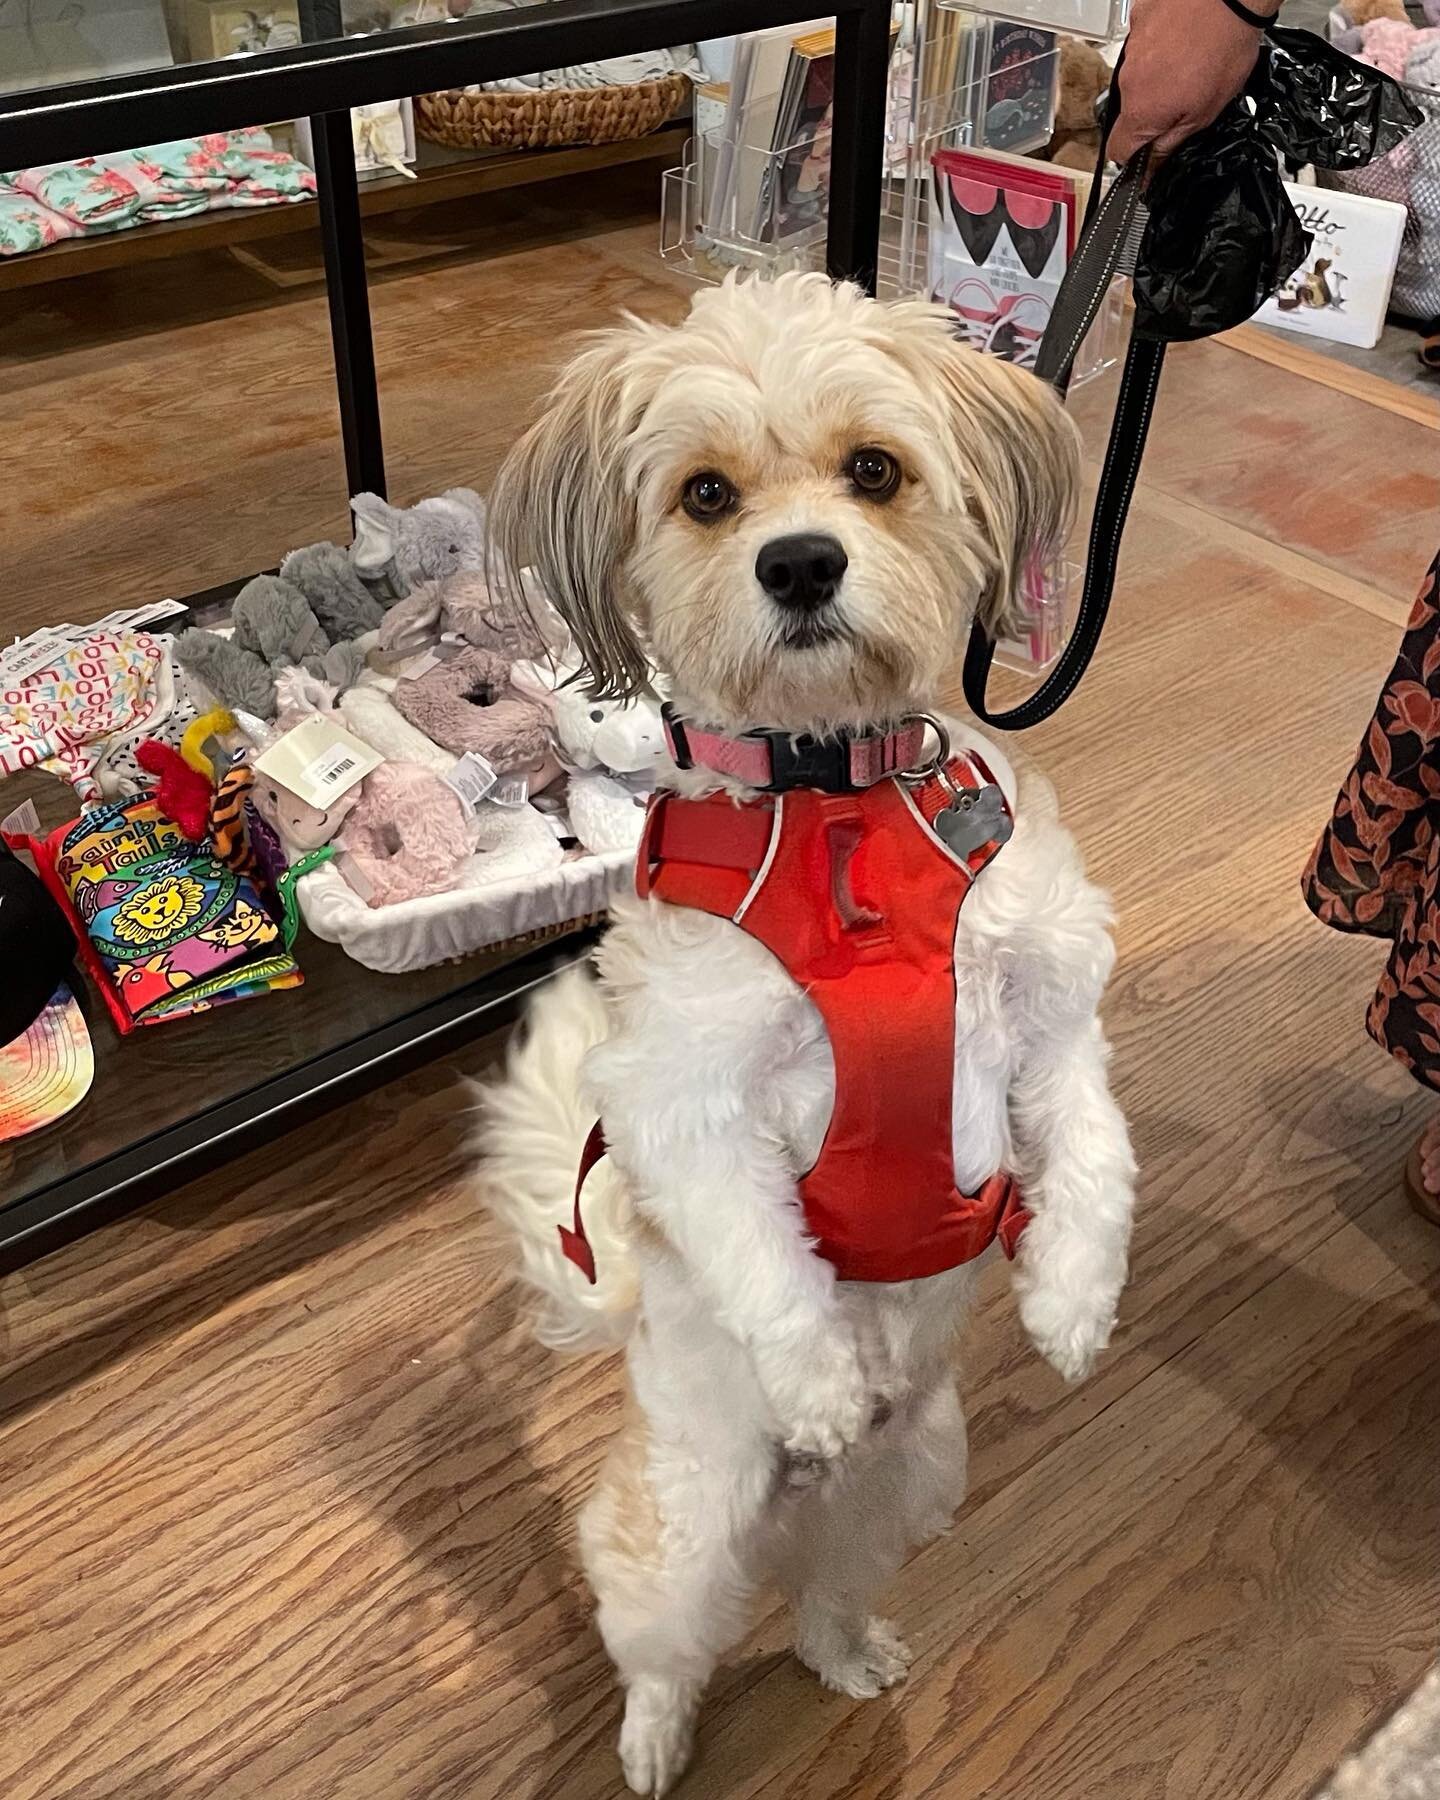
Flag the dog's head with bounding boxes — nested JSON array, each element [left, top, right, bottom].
[[490, 272, 1079, 733]]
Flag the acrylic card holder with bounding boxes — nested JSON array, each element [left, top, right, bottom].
[[925, 146, 1123, 386], [661, 19, 1070, 300], [664, 20, 860, 279], [935, 0, 1131, 44], [994, 559, 1078, 677]]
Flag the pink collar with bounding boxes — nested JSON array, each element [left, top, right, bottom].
[[662, 707, 927, 794]]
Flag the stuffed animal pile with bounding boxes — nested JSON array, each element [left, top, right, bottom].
[[157, 486, 666, 921], [1332, 0, 1440, 86], [1327, 0, 1440, 323]]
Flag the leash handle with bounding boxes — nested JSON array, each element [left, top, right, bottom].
[[962, 88, 1165, 730]]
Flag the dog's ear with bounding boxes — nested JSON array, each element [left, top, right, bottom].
[[489, 327, 652, 701], [930, 342, 1081, 641]]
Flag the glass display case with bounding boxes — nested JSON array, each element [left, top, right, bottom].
[[0, 0, 894, 1269]]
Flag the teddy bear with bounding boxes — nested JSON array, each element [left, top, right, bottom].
[[374, 569, 551, 663], [1046, 36, 1111, 174], [1332, 0, 1440, 73], [280, 541, 386, 640]]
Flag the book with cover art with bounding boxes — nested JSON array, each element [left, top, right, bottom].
[[705, 18, 825, 244], [768, 27, 836, 242], [978, 24, 1059, 154], [929, 148, 1078, 368], [1254, 181, 1406, 349]]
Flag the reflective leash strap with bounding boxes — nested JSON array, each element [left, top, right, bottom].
[[962, 74, 1166, 732]]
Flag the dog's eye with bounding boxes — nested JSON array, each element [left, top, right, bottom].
[[848, 447, 901, 500], [682, 471, 737, 522]]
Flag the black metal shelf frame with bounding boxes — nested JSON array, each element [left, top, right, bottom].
[[0, 0, 890, 499], [0, 0, 891, 1268]]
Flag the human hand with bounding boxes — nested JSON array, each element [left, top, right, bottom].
[[1108, 0, 1278, 167]]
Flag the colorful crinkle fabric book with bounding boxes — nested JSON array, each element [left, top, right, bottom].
[[36, 799, 302, 1031]]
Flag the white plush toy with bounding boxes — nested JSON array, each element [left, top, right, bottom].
[[511, 657, 667, 855]]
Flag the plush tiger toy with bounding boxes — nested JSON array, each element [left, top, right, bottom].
[[207, 763, 256, 876]]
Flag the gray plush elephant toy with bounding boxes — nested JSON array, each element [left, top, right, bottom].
[[349, 488, 489, 597]]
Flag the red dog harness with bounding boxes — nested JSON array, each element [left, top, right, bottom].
[[560, 745, 1029, 1285]]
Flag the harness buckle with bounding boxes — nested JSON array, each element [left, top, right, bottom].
[[661, 703, 693, 771], [768, 734, 851, 792]]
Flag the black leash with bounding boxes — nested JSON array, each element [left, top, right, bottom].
[[962, 113, 1159, 730]]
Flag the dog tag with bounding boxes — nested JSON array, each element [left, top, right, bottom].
[[934, 784, 1013, 859]]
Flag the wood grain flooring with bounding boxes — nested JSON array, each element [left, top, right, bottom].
[[0, 163, 692, 642], [3, 196, 1440, 1800]]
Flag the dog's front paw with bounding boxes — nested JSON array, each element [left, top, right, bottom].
[[1019, 1283, 1117, 1383], [766, 1336, 870, 1466]]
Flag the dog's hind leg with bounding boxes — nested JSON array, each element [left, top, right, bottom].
[[581, 1397, 780, 1797], [784, 1378, 968, 1698]]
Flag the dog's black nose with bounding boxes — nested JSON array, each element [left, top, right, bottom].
[[755, 533, 848, 611]]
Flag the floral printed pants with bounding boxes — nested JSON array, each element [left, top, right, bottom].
[[1304, 549, 1440, 1089]]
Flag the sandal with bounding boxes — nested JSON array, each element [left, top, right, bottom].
[[1402, 1135, 1440, 1228]]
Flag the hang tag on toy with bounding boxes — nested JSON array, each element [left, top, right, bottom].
[[256, 715, 382, 810], [443, 751, 498, 815], [0, 796, 42, 840], [934, 784, 1013, 860], [489, 773, 530, 809], [0, 630, 70, 682]]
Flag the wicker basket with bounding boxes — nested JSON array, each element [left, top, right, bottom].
[[414, 71, 688, 152]]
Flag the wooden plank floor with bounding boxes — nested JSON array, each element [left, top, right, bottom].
[[3, 191, 1440, 1799]]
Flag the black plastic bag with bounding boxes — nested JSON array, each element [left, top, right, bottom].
[[1134, 24, 1422, 342]]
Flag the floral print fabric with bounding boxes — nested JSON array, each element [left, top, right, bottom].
[[1303, 549, 1440, 1089], [0, 129, 316, 258]]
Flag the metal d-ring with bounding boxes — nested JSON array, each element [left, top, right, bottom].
[[898, 712, 951, 777], [899, 712, 971, 807]]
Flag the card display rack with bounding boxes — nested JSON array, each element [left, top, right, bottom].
[[660, 8, 1123, 388]]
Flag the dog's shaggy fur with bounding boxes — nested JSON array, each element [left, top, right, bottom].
[[477, 273, 1135, 1796]]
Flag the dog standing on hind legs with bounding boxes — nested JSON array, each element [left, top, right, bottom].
[[477, 272, 1135, 1795]]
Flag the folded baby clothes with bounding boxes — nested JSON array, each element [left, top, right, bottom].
[[0, 182, 78, 255], [90, 634, 202, 800], [0, 130, 317, 257], [0, 627, 167, 803]]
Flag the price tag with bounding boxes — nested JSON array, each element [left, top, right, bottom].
[[490, 774, 530, 809], [0, 796, 42, 839], [255, 714, 382, 809]]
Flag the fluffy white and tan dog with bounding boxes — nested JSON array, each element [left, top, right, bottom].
[[478, 272, 1134, 1795]]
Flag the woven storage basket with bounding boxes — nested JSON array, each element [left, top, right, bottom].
[[414, 71, 687, 151]]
